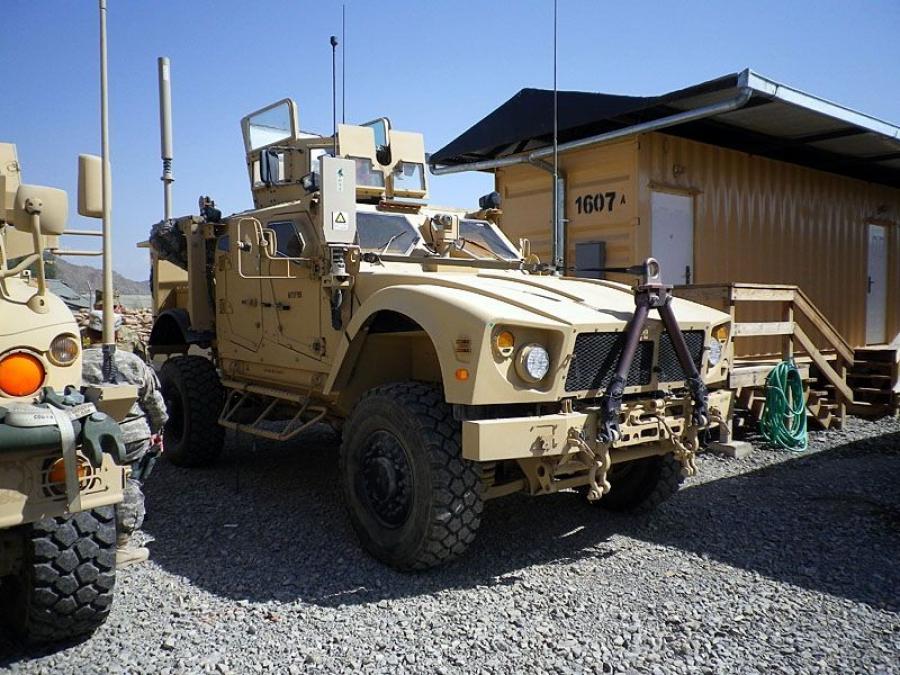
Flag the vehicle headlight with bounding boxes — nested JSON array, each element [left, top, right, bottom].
[[707, 323, 729, 367], [515, 344, 551, 383], [48, 333, 80, 366]]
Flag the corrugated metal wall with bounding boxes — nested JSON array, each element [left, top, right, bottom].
[[492, 132, 900, 353], [496, 139, 639, 271], [638, 132, 900, 351]]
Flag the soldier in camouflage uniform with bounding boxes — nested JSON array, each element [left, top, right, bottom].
[[81, 310, 168, 568]]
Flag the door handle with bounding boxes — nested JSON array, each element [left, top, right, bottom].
[[867, 276, 874, 293]]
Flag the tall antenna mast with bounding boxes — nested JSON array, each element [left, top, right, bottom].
[[158, 56, 174, 221], [551, 0, 562, 272], [342, 4, 346, 124], [98, 0, 116, 366], [330, 34, 339, 154]]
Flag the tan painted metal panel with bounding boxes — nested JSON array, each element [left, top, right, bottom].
[[496, 139, 639, 276]]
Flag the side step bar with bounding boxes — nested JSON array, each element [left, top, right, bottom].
[[218, 379, 327, 442]]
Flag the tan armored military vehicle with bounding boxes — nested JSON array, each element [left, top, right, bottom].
[[147, 99, 733, 570], [0, 144, 131, 642]]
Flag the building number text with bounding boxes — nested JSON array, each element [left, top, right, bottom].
[[574, 191, 625, 215]]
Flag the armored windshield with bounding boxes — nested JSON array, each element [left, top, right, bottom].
[[357, 212, 418, 254], [459, 219, 519, 260]]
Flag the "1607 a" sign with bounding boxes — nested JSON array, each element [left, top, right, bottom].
[[573, 190, 627, 215]]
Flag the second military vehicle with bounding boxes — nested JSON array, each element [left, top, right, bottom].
[[0, 143, 134, 641], [147, 99, 733, 570]]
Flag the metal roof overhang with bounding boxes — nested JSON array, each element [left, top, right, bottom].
[[430, 69, 900, 189]]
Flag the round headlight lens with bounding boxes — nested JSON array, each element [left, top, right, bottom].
[[516, 344, 551, 383], [708, 338, 723, 366], [49, 334, 80, 366]]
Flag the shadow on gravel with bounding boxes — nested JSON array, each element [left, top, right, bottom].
[[140, 427, 900, 611]]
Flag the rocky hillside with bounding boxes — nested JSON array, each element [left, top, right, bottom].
[[51, 255, 149, 295]]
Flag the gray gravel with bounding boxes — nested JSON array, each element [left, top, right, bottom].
[[2, 416, 899, 674]]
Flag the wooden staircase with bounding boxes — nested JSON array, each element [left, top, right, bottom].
[[676, 283, 860, 436], [846, 346, 900, 418]]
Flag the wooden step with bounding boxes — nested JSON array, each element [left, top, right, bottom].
[[853, 348, 898, 364]]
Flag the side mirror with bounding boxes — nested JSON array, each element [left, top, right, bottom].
[[13, 184, 68, 235], [78, 154, 103, 218], [259, 149, 281, 186]]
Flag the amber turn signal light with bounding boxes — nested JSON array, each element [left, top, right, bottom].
[[0, 352, 45, 397], [494, 329, 515, 357], [47, 457, 90, 486]]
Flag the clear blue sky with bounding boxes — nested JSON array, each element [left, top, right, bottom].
[[3, 0, 898, 280]]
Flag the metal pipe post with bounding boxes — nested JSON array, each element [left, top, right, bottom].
[[158, 56, 174, 221], [99, 0, 114, 348]]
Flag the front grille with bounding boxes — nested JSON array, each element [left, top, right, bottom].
[[658, 330, 705, 382], [565, 332, 653, 392]]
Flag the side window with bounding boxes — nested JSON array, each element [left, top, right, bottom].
[[267, 221, 305, 258]]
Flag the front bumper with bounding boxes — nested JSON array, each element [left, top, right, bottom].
[[0, 450, 125, 529], [461, 388, 732, 462]]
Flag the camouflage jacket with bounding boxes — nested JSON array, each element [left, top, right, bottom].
[[81, 347, 168, 445]]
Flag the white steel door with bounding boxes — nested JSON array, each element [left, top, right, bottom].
[[651, 191, 694, 285], [866, 223, 887, 344]]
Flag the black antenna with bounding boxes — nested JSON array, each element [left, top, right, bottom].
[[552, 0, 560, 272], [330, 35, 339, 154], [341, 4, 346, 124]]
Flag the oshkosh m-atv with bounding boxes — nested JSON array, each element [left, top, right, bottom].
[[0, 144, 133, 642], [147, 99, 733, 570]]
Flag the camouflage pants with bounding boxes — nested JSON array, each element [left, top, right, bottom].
[[116, 440, 149, 538]]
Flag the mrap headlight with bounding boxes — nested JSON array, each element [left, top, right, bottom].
[[515, 344, 551, 383]]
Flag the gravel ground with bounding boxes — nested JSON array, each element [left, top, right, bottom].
[[2, 416, 898, 674]]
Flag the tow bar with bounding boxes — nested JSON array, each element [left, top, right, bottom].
[[596, 258, 709, 444]]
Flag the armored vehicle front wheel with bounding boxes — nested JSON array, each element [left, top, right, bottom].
[[0, 507, 117, 644], [340, 382, 483, 571], [159, 355, 225, 467], [594, 452, 684, 513]]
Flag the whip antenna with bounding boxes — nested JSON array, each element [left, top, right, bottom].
[[330, 35, 339, 155], [552, 0, 561, 273]]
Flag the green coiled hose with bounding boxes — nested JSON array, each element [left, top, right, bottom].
[[759, 360, 808, 451]]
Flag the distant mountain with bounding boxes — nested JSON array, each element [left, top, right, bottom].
[[50, 255, 150, 296]]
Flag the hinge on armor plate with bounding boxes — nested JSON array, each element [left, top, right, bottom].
[[312, 337, 326, 355]]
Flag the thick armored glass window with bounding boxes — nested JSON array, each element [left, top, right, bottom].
[[267, 221, 305, 258], [246, 101, 293, 150], [357, 212, 418, 254], [459, 219, 519, 260]]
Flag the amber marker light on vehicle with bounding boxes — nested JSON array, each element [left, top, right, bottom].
[[47, 457, 89, 488], [455, 368, 470, 381], [712, 324, 730, 342], [494, 329, 516, 357], [0, 352, 45, 397]]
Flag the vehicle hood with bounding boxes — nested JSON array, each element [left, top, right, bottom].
[[355, 266, 729, 328]]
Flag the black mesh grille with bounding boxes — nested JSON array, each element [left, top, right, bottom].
[[565, 332, 653, 392], [658, 330, 705, 382]]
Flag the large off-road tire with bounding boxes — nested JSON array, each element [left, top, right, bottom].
[[1, 507, 116, 644], [340, 382, 483, 571], [159, 355, 225, 467], [596, 452, 684, 513]]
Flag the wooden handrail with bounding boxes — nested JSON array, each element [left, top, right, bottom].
[[793, 288, 855, 365], [793, 326, 854, 402]]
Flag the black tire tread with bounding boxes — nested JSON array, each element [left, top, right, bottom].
[[160, 355, 225, 467], [2, 506, 117, 644], [599, 452, 684, 513], [341, 382, 483, 571]]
